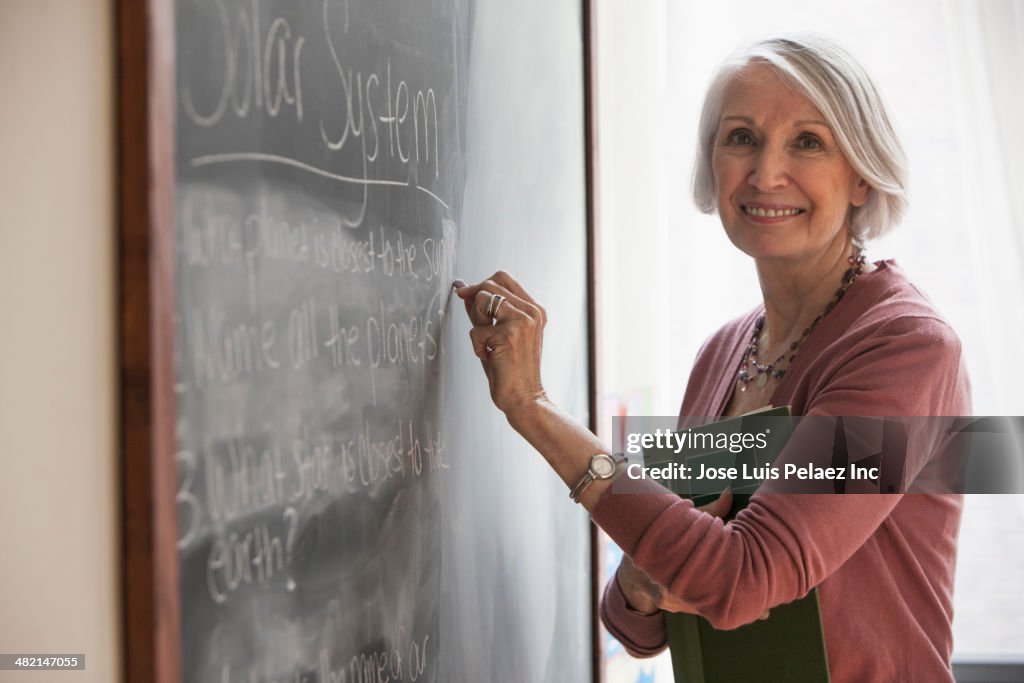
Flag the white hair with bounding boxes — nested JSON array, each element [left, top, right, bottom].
[[692, 34, 908, 242]]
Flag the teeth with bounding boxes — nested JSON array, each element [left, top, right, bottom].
[[744, 206, 802, 218]]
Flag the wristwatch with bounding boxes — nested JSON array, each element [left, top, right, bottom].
[[570, 452, 626, 503]]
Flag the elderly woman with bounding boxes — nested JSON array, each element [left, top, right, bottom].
[[454, 34, 969, 682]]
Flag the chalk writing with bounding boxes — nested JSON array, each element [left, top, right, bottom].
[[203, 431, 286, 524], [178, 418, 450, 544], [205, 509, 292, 603], [187, 308, 280, 388], [174, 0, 470, 679], [181, 0, 447, 227], [181, 0, 305, 127]]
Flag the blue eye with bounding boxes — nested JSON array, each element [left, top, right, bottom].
[[796, 135, 823, 150]]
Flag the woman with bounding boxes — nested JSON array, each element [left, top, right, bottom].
[[454, 34, 969, 682]]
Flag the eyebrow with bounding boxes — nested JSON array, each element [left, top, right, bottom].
[[720, 116, 831, 129]]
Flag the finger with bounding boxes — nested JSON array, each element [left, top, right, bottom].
[[468, 303, 529, 358], [467, 290, 495, 327], [488, 271, 538, 307], [469, 289, 523, 327], [469, 282, 534, 326], [468, 326, 491, 360], [657, 591, 701, 615], [453, 279, 479, 298], [697, 488, 734, 519], [482, 279, 544, 324], [454, 280, 487, 321], [759, 610, 771, 621], [460, 274, 543, 324], [621, 578, 661, 610], [481, 291, 527, 326], [457, 277, 543, 328], [488, 271, 547, 324], [453, 280, 488, 302], [467, 323, 510, 358]]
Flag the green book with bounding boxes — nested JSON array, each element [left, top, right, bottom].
[[641, 406, 831, 683]]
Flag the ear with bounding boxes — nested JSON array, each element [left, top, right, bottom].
[[851, 177, 871, 208]]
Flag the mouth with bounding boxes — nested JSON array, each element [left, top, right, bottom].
[[741, 204, 806, 219]]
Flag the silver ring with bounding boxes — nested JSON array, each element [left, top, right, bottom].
[[487, 293, 506, 321]]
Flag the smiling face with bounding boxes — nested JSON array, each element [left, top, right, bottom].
[[712, 63, 870, 262]]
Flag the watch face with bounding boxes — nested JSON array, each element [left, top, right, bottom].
[[591, 454, 616, 478]]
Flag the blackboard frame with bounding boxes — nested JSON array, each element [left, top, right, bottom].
[[582, 0, 603, 681], [117, 0, 181, 681], [116, 1, 600, 681]]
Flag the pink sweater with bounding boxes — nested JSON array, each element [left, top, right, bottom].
[[594, 261, 971, 682]]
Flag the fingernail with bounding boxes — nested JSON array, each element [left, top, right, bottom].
[[452, 278, 467, 289]]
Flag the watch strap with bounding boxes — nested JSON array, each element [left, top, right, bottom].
[[569, 452, 625, 503]]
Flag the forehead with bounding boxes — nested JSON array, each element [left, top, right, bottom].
[[719, 63, 825, 126]]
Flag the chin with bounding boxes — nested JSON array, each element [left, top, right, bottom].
[[723, 220, 845, 264], [725, 230, 805, 261]]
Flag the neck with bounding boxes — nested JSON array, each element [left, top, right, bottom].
[[755, 237, 871, 353]]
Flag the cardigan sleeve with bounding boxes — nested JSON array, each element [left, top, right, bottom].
[[596, 315, 967, 635], [599, 572, 669, 658]]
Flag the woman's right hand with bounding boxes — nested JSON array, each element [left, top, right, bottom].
[[453, 271, 549, 417]]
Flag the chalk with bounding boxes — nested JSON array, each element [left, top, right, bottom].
[[452, 279, 467, 289]]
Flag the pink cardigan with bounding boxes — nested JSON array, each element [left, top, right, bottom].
[[594, 261, 971, 682]]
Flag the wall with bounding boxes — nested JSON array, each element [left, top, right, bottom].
[[0, 1, 119, 682]]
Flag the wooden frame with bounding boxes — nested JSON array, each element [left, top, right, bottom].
[[117, 0, 180, 681]]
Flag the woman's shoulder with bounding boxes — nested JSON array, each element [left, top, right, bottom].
[[799, 260, 970, 416], [837, 260, 962, 352]]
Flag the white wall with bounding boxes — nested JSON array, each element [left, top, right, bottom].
[[0, 1, 119, 682]]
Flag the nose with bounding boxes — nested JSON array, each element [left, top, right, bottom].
[[747, 148, 789, 192]]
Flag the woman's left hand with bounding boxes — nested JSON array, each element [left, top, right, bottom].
[[454, 271, 548, 416], [617, 490, 735, 615], [616, 490, 770, 620]]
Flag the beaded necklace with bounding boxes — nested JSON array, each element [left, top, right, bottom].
[[737, 250, 867, 392]]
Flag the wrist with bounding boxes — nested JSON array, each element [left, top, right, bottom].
[[504, 391, 552, 431], [615, 566, 660, 616]]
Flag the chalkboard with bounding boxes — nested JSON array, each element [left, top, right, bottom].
[[170, 1, 592, 682]]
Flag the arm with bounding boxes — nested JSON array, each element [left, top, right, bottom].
[[593, 315, 967, 629], [453, 272, 738, 640], [456, 275, 965, 632], [452, 270, 737, 527], [453, 271, 624, 509]]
